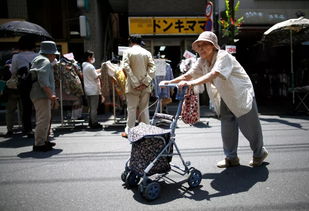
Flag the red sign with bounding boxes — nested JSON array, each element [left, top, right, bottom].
[[205, 2, 213, 31], [205, 2, 213, 17], [225, 45, 237, 54]]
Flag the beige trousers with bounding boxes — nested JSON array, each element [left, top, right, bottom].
[[5, 92, 22, 132], [33, 98, 51, 146], [125, 90, 150, 133]]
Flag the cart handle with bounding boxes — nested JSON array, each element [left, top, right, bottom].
[[159, 83, 178, 88], [159, 83, 188, 100]]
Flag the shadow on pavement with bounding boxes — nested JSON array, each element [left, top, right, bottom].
[[102, 125, 124, 133], [128, 163, 269, 204], [192, 121, 211, 128], [17, 148, 63, 159], [52, 124, 109, 137], [260, 117, 308, 130], [204, 164, 269, 199], [0, 135, 33, 148], [129, 177, 210, 204]]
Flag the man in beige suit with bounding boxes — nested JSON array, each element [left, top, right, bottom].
[[121, 35, 155, 137]]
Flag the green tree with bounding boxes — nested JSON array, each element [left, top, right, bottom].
[[219, 0, 244, 44]]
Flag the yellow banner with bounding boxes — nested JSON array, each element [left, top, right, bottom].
[[129, 17, 206, 35]]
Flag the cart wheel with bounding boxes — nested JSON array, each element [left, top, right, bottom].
[[121, 170, 129, 182], [138, 182, 144, 194], [143, 181, 161, 201], [138, 178, 152, 195], [188, 169, 202, 188], [125, 171, 140, 187]]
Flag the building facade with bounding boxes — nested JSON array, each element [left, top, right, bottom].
[[108, 0, 309, 105], [1, 0, 309, 106]]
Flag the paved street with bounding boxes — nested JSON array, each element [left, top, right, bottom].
[[0, 111, 309, 210]]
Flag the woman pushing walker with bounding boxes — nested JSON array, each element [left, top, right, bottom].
[[160, 31, 268, 168]]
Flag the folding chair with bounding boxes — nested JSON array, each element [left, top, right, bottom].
[[293, 86, 309, 112]]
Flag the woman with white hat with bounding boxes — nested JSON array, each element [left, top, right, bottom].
[[160, 31, 268, 168]]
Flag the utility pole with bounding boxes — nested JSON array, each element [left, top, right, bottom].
[[228, 0, 235, 43]]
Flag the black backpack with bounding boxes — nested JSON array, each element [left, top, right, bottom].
[[16, 64, 37, 92]]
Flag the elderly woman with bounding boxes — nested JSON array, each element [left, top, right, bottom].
[[161, 31, 268, 168]]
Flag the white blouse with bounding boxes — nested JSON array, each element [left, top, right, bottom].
[[187, 50, 255, 117], [82, 62, 101, 96]]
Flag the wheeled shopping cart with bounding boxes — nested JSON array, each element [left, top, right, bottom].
[[121, 84, 202, 201]]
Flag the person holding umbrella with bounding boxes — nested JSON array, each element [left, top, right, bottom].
[[10, 35, 38, 138], [161, 31, 268, 167], [30, 41, 59, 152], [0, 20, 53, 40]]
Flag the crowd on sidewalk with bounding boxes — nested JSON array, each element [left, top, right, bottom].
[[0, 38, 104, 152]]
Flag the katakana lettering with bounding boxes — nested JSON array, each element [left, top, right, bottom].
[[185, 20, 196, 31], [153, 20, 161, 33], [163, 20, 173, 32], [174, 19, 184, 32], [198, 21, 206, 30]]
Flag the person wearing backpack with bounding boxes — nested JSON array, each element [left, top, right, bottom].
[[7, 35, 38, 138]]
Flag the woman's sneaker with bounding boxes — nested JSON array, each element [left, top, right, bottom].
[[217, 157, 240, 168], [249, 150, 269, 167]]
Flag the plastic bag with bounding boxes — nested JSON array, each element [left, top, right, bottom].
[[6, 75, 18, 89]]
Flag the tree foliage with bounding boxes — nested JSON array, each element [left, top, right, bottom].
[[219, 0, 244, 43]]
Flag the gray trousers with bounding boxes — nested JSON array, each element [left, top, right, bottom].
[[87, 95, 99, 125], [220, 98, 265, 158]]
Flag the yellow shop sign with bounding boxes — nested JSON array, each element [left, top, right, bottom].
[[129, 17, 206, 35]]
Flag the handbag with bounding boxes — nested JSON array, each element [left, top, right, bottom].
[[181, 88, 200, 125]]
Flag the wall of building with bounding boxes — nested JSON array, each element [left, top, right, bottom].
[[83, 0, 102, 64], [121, 0, 309, 105], [82, 0, 117, 65], [233, 0, 309, 10], [128, 0, 206, 16], [217, 0, 309, 25], [126, 0, 208, 56], [7, 0, 28, 18]]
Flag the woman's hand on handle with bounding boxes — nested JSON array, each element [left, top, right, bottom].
[[177, 80, 192, 89], [159, 80, 170, 86]]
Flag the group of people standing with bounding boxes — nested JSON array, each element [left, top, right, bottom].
[[2, 31, 268, 168], [4, 38, 60, 152], [4, 38, 103, 152]]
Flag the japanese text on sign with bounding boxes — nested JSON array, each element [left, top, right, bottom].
[[129, 17, 206, 35]]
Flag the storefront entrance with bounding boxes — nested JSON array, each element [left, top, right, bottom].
[[154, 45, 181, 77]]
